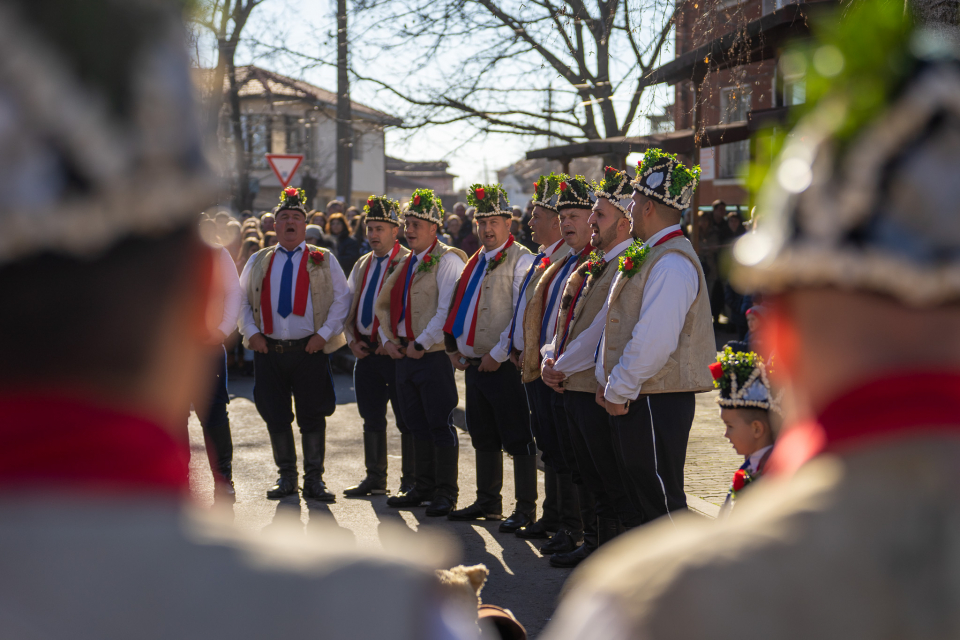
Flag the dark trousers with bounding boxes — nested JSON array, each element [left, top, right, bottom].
[[465, 362, 535, 456], [525, 378, 567, 472], [550, 389, 581, 483], [396, 351, 458, 448], [192, 346, 232, 479], [610, 392, 695, 523], [354, 350, 407, 434], [253, 348, 336, 434], [562, 391, 641, 527]]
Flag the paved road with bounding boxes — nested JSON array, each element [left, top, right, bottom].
[[187, 367, 739, 637]]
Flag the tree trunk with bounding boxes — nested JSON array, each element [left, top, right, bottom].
[[226, 55, 250, 211], [336, 0, 353, 205]]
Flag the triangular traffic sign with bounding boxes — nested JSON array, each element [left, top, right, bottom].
[[265, 154, 304, 188]]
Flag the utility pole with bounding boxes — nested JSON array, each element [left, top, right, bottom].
[[336, 0, 353, 205]]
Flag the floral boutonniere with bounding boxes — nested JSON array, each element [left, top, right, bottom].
[[729, 467, 755, 500], [618, 240, 650, 278], [308, 250, 325, 266], [537, 256, 551, 271], [583, 250, 607, 279], [416, 253, 437, 274], [386, 257, 402, 277], [486, 249, 508, 274]]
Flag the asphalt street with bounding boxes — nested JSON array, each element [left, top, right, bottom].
[[187, 364, 736, 637]]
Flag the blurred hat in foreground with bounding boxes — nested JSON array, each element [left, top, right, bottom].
[[0, 0, 216, 266], [733, 1, 960, 306]]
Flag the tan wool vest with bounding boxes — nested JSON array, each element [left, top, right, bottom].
[[558, 256, 618, 393], [602, 236, 715, 395], [521, 246, 576, 383], [344, 246, 410, 342], [245, 244, 346, 354], [449, 241, 531, 356], [375, 242, 467, 353]]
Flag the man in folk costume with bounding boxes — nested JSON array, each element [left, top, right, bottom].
[[375, 189, 466, 516], [499, 173, 570, 541], [342, 195, 411, 497], [0, 1, 473, 637], [595, 149, 715, 524], [540, 168, 643, 568], [515, 175, 595, 555], [239, 187, 350, 502], [444, 184, 538, 530], [544, 6, 960, 638]]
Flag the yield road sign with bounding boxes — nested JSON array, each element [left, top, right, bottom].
[[265, 154, 304, 188]]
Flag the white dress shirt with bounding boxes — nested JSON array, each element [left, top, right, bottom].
[[393, 246, 465, 350], [537, 244, 582, 353], [456, 239, 534, 361], [747, 445, 773, 475], [600, 224, 700, 404], [496, 238, 565, 354], [238, 241, 351, 341], [216, 246, 242, 337], [346, 248, 395, 342], [548, 238, 633, 377]]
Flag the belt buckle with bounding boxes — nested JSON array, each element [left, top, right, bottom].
[[275, 344, 284, 354]]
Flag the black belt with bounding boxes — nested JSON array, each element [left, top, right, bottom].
[[462, 356, 483, 367], [264, 336, 310, 353]]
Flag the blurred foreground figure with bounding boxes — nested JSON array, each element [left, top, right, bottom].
[[0, 2, 470, 638], [545, 4, 960, 639]]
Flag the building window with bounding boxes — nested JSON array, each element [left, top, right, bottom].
[[718, 86, 751, 179], [284, 115, 306, 155], [242, 114, 270, 169]]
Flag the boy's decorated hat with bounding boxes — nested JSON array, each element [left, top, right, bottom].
[[532, 174, 563, 212], [631, 148, 701, 211], [468, 184, 511, 218], [363, 195, 401, 226], [556, 175, 595, 211], [273, 187, 308, 216], [732, 2, 960, 306], [593, 166, 633, 219], [403, 188, 444, 225], [710, 347, 781, 414]]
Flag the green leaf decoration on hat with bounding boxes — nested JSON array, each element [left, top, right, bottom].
[[364, 194, 401, 220], [712, 346, 762, 395], [746, 0, 914, 198], [407, 188, 444, 217], [467, 183, 509, 214], [595, 165, 629, 195], [638, 149, 702, 197], [556, 174, 593, 207], [533, 173, 562, 203]]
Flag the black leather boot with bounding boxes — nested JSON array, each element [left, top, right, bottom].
[[387, 437, 434, 507], [598, 517, 621, 546], [301, 431, 335, 502], [266, 430, 298, 499], [205, 419, 235, 500], [500, 453, 538, 533], [425, 445, 458, 517], [399, 433, 416, 495], [344, 431, 388, 496], [448, 450, 503, 521], [549, 486, 597, 568]]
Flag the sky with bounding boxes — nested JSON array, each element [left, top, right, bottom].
[[196, 0, 675, 190]]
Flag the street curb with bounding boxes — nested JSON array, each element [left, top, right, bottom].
[[686, 494, 720, 519]]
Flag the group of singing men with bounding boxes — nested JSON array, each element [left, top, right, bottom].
[[239, 152, 715, 568]]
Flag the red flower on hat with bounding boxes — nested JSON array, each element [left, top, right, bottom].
[[533, 181, 539, 191], [709, 361, 724, 380], [476, 187, 486, 200], [605, 165, 616, 174], [309, 250, 325, 265], [559, 181, 568, 191], [731, 469, 748, 492], [413, 194, 421, 206], [623, 257, 634, 271], [284, 186, 298, 197], [367, 197, 374, 206]]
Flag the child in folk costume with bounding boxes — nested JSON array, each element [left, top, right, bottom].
[[710, 348, 781, 514]]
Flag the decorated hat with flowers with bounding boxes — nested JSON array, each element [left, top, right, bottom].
[[363, 194, 401, 226], [710, 347, 780, 414], [631, 148, 701, 211], [556, 175, 594, 211], [732, 2, 960, 306], [273, 186, 308, 216], [593, 165, 632, 218], [468, 183, 511, 219], [532, 174, 563, 212], [403, 188, 444, 225]]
